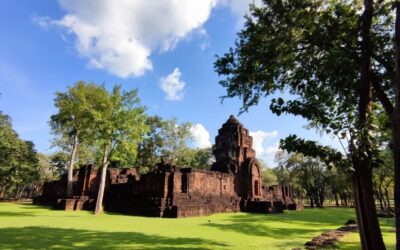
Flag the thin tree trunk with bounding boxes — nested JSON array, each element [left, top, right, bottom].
[[377, 189, 384, 211], [67, 132, 79, 197], [393, 3, 400, 248], [335, 193, 339, 207], [0, 185, 5, 199], [18, 185, 26, 199], [383, 193, 388, 210], [384, 188, 391, 210], [309, 194, 314, 208], [15, 186, 21, 199], [94, 144, 109, 215]]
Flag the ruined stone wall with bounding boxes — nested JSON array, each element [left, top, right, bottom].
[[34, 115, 297, 217], [137, 172, 168, 197], [184, 169, 235, 197]]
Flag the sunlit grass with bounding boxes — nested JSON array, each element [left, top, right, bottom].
[[0, 203, 394, 249], [337, 217, 395, 250]]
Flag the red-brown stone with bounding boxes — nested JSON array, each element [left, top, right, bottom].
[[34, 115, 296, 217]]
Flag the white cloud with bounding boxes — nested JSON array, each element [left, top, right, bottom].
[[218, 0, 262, 26], [265, 141, 280, 156], [249, 130, 278, 156], [38, 0, 218, 78], [160, 68, 186, 101], [35, 0, 265, 77], [190, 124, 212, 149]]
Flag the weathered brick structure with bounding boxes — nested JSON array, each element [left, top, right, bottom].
[[34, 115, 296, 217]]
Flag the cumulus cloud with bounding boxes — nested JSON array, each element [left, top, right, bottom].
[[218, 0, 262, 25], [160, 68, 186, 101], [190, 124, 212, 149], [38, 0, 218, 78], [35, 0, 265, 77], [249, 130, 278, 156], [265, 141, 280, 156]]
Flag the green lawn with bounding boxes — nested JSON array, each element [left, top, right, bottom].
[[337, 218, 395, 250], [0, 203, 395, 249]]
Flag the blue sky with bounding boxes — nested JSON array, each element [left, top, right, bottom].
[[0, 0, 340, 167]]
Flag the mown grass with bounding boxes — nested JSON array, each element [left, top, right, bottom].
[[337, 217, 395, 250], [0, 203, 394, 249]]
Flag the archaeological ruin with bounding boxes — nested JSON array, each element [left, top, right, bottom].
[[34, 115, 297, 217]]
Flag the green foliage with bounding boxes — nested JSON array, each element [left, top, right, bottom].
[[92, 85, 149, 166], [214, 0, 394, 165], [0, 111, 40, 198], [47, 151, 70, 178], [261, 167, 278, 186], [176, 148, 213, 170], [136, 116, 199, 172], [280, 135, 349, 170], [276, 152, 331, 207], [158, 119, 192, 164], [50, 81, 104, 145], [51, 137, 97, 166], [135, 116, 166, 172]]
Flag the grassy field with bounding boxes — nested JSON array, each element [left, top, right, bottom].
[[337, 218, 395, 250], [0, 203, 395, 249]]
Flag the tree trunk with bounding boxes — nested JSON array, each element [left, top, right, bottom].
[[15, 186, 21, 199], [384, 187, 391, 210], [393, 3, 400, 248], [0, 185, 5, 199], [377, 189, 384, 211], [18, 185, 26, 199], [335, 193, 339, 207], [94, 144, 109, 215], [383, 193, 388, 210], [355, 1, 386, 249], [353, 159, 386, 250], [67, 132, 79, 197]]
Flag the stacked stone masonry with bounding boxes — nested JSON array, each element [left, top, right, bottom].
[[34, 115, 297, 217]]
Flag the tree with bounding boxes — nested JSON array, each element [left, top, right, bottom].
[[159, 119, 192, 164], [214, 0, 387, 248], [176, 148, 213, 169], [0, 111, 40, 199], [135, 116, 166, 173], [94, 86, 148, 215], [373, 149, 395, 210], [327, 166, 353, 207], [135, 116, 206, 172], [261, 168, 278, 187], [48, 151, 70, 178], [277, 153, 329, 208], [50, 81, 105, 197]]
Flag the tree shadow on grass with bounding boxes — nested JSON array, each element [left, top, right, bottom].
[[0, 227, 229, 250], [0, 211, 35, 217], [232, 209, 355, 226], [202, 209, 356, 238], [203, 220, 318, 238]]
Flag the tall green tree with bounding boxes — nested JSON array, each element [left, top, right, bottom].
[[135, 116, 195, 171], [0, 111, 40, 199], [93, 86, 148, 215], [135, 116, 166, 173], [176, 148, 213, 169], [50, 81, 105, 197], [277, 153, 329, 208], [159, 119, 192, 164], [214, 0, 389, 248]]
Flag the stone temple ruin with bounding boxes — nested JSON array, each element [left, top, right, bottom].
[[34, 115, 296, 217]]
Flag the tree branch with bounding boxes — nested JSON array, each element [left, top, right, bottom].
[[371, 73, 394, 116]]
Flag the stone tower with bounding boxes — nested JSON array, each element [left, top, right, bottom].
[[211, 115, 256, 173]]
